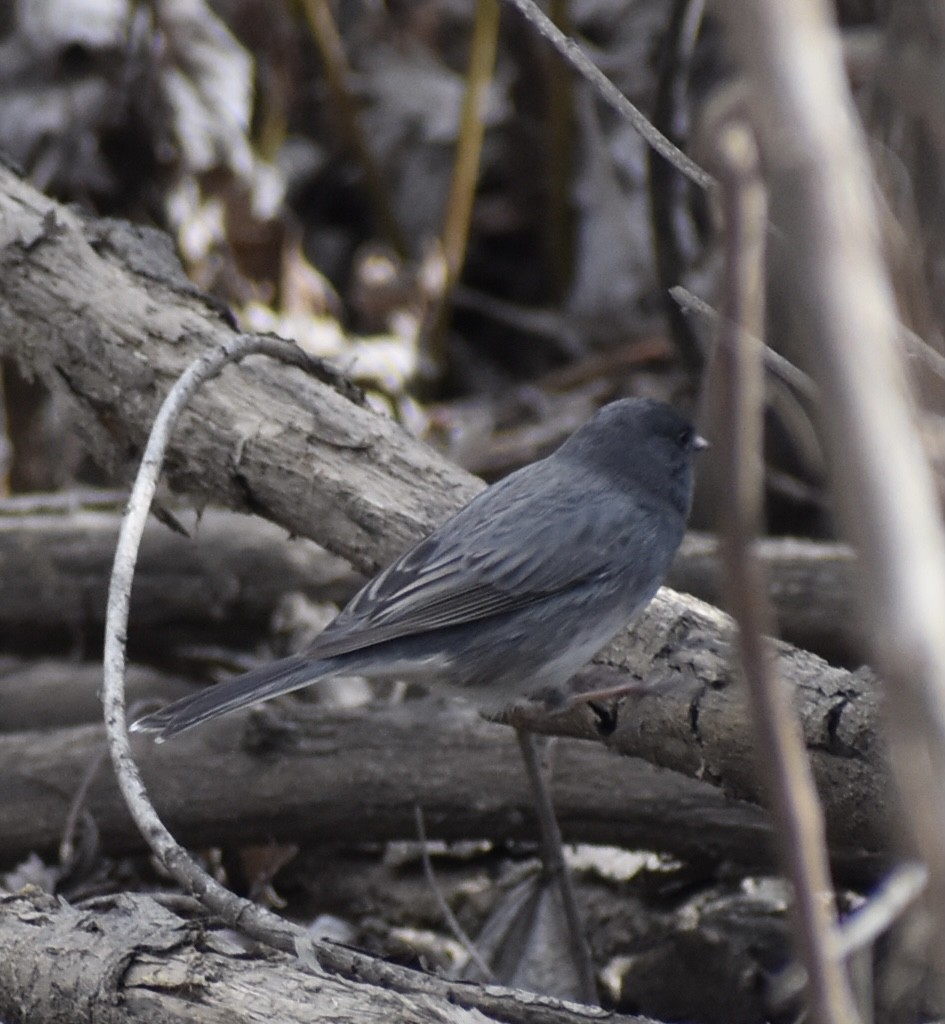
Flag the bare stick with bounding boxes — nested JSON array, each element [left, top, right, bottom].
[[59, 747, 107, 866], [836, 863, 927, 961], [499, 0, 713, 191], [670, 285, 818, 402], [424, 0, 501, 358], [773, 862, 929, 1007], [706, 116, 860, 1023], [102, 334, 313, 955], [715, 0, 945, 977], [0, 489, 129, 515], [413, 805, 494, 981], [672, 284, 945, 391]]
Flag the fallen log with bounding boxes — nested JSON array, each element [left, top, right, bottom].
[[0, 888, 650, 1024]]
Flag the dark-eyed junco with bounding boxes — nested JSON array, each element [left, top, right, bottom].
[[132, 398, 705, 740]]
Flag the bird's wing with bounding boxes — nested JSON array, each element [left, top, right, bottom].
[[308, 467, 665, 659]]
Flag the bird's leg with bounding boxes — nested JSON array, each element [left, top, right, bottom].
[[515, 728, 597, 1004]]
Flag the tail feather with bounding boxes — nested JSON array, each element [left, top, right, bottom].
[[130, 654, 331, 741]]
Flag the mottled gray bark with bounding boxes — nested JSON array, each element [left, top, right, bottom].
[[0, 888, 642, 1024]]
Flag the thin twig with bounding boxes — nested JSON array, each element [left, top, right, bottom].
[[0, 489, 130, 516], [102, 335, 314, 955], [647, 0, 708, 375], [59, 748, 107, 866], [412, 805, 495, 980], [543, 0, 576, 298], [424, 0, 502, 361], [772, 862, 929, 1008], [898, 321, 945, 385], [62, 700, 162, 872], [670, 285, 818, 403], [836, 863, 928, 960], [707, 116, 860, 1024], [716, 0, 945, 981], [441, 0, 501, 286], [499, 0, 713, 191], [673, 284, 945, 394]]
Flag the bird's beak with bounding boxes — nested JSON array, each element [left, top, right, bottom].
[[693, 434, 710, 452]]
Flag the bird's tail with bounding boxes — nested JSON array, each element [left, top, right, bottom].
[[130, 654, 333, 742]]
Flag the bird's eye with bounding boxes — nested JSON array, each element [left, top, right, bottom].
[[677, 426, 694, 448]]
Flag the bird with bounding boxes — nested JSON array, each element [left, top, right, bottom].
[[132, 397, 705, 742]]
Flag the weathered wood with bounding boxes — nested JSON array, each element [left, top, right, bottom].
[[0, 888, 647, 1024], [0, 500, 860, 663], [0, 697, 779, 870], [0, 164, 480, 576], [0, 660, 195, 732], [668, 532, 861, 664], [0, 672, 886, 880], [0, 501, 360, 654]]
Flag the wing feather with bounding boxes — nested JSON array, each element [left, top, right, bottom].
[[306, 461, 667, 659]]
